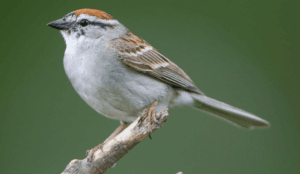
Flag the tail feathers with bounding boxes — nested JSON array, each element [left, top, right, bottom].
[[192, 94, 270, 129]]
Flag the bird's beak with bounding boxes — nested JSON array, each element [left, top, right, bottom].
[[47, 18, 74, 30]]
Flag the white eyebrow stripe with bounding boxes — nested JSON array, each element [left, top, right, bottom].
[[77, 14, 119, 25], [95, 18, 119, 25]]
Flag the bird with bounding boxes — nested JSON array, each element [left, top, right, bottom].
[[47, 8, 270, 130]]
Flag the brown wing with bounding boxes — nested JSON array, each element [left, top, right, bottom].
[[111, 31, 203, 94]]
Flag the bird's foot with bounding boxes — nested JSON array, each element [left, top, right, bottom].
[[145, 100, 164, 140]]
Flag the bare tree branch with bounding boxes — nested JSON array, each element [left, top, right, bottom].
[[62, 101, 169, 174]]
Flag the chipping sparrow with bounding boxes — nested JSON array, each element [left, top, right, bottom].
[[48, 9, 269, 129]]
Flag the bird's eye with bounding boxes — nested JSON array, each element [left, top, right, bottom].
[[79, 19, 89, 27]]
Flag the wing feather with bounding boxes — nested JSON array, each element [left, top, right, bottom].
[[111, 31, 202, 94]]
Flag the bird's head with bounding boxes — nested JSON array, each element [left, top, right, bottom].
[[48, 9, 126, 45]]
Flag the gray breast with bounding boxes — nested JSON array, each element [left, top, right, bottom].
[[63, 45, 173, 122]]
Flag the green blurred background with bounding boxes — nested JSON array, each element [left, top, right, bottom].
[[1, 0, 299, 173]]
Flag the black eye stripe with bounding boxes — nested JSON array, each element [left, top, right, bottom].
[[91, 22, 109, 28], [77, 19, 113, 29]]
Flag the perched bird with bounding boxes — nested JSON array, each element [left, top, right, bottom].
[[47, 9, 269, 129]]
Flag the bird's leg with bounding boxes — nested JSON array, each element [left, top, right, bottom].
[[146, 100, 159, 139], [86, 121, 129, 162], [86, 100, 160, 162]]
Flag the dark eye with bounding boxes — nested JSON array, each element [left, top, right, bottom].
[[79, 19, 89, 27]]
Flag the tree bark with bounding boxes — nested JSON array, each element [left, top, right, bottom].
[[61, 101, 170, 174]]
